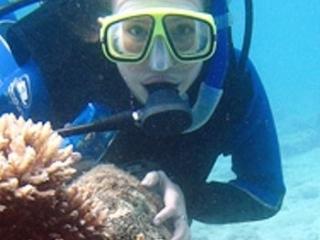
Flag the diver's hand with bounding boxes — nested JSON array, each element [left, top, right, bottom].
[[141, 171, 191, 240]]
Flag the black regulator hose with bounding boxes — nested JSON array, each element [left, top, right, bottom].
[[57, 111, 134, 137], [237, 0, 254, 75]]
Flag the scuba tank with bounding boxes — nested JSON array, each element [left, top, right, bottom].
[[0, 0, 50, 120], [0, 35, 49, 119]]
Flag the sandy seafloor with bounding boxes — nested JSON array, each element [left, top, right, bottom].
[[190, 125, 320, 240]]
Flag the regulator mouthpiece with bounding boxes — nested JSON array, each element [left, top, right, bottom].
[[138, 83, 192, 136]]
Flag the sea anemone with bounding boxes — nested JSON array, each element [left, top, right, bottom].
[[72, 164, 172, 239]]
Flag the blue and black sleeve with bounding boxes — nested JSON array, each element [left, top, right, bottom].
[[187, 59, 286, 223]]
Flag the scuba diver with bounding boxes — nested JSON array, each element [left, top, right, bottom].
[[0, 0, 286, 239]]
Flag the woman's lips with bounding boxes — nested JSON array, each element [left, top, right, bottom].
[[142, 76, 178, 85]]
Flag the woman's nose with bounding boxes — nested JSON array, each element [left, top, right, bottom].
[[148, 37, 173, 71]]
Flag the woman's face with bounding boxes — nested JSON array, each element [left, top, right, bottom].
[[112, 0, 204, 103]]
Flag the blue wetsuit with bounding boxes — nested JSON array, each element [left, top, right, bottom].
[[97, 56, 286, 223], [0, 2, 285, 223]]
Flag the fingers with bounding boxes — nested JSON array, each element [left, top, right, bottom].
[[153, 206, 175, 225], [155, 208, 191, 240], [171, 215, 191, 240], [141, 171, 191, 240], [71, 152, 82, 161]]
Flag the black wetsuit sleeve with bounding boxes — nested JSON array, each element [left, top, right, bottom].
[[188, 113, 285, 224], [187, 62, 286, 223]]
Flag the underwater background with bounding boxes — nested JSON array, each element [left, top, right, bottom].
[[192, 1, 320, 239], [1, 0, 319, 239]]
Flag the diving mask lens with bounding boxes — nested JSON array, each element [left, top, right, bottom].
[[105, 15, 154, 61], [101, 9, 217, 63], [164, 16, 215, 60]]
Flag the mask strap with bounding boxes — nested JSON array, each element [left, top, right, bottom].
[[184, 2, 231, 132], [215, 12, 231, 30]]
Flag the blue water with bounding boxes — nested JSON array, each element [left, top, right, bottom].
[[191, 2, 320, 239], [1, 1, 319, 239], [231, 1, 320, 135]]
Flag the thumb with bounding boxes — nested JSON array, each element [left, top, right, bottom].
[[140, 171, 160, 188], [153, 207, 175, 225]]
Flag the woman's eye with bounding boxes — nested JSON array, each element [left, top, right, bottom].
[[128, 25, 148, 39], [174, 24, 195, 36]]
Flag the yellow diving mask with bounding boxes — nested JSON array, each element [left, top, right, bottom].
[[99, 7, 217, 63]]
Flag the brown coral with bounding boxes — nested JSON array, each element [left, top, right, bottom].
[[0, 114, 172, 240], [0, 114, 77, 193], [0, 114, 107, 240]]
